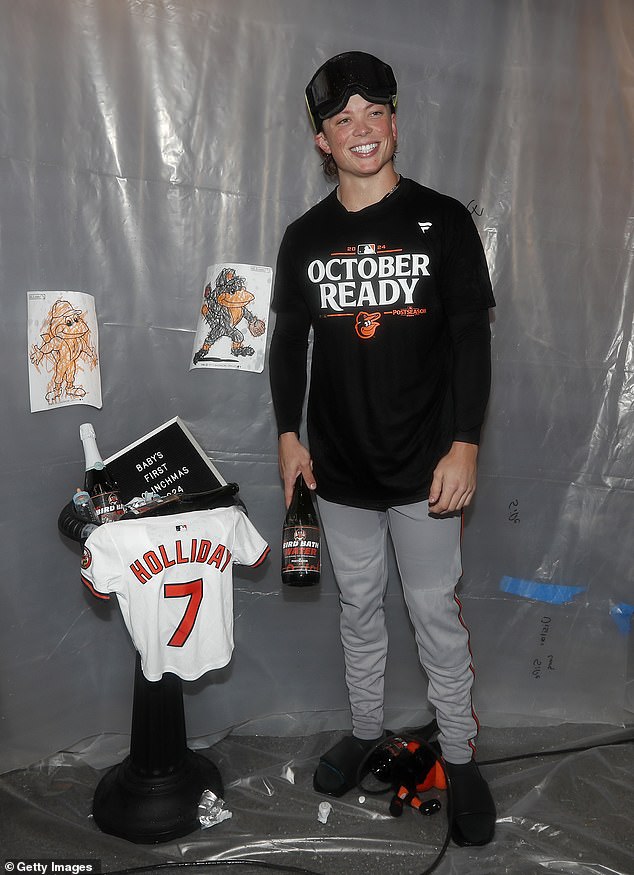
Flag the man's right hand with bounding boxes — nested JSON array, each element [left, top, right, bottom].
[[278, 432, 316, 508]]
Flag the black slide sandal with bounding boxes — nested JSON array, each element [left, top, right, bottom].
[[313, 735, 380, 797]]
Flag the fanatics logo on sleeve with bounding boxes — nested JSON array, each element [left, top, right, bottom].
[[418, 222, 432, 233]]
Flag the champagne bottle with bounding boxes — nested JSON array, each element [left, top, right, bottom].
[[79, 423, 125, 524], [281, 475, 321, 586]]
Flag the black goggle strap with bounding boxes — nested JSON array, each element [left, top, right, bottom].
[[305, 90, 397, 133], [306, 92, 319, 132]]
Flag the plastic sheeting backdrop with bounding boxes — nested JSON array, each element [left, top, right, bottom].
[[1, 0, 633, 776]]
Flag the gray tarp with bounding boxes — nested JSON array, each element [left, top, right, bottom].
[[1, 0, 633, 775]]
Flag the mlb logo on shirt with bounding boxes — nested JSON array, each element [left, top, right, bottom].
[[357, 243, 376, 255]]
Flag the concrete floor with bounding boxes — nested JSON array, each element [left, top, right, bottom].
[[1, 724, 633, 875]]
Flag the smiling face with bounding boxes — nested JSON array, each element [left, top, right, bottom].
[[51, 310, 89, 339], [315, 93, 397, 182]]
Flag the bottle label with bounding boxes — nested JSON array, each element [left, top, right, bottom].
[[282, 524, 320, 575], [92, 491, 125, 524]]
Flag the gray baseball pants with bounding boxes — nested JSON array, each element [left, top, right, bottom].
[[317, 496, 479, 764]]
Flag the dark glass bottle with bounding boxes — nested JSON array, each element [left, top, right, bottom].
[[368, 736, 409, 782], [281, 476, 321, 586], [79, 423, 125, 524]]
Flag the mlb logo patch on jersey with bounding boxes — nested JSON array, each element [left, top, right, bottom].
[[357, 243, 376, 255]]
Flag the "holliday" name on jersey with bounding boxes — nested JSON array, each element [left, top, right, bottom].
[[130, 538, 232, 583]]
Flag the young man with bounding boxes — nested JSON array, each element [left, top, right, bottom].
[[269, 51, 496, 846]]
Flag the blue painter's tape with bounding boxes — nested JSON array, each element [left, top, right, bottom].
[[500, 576, 586, 605], [609, 603, 634, 636]]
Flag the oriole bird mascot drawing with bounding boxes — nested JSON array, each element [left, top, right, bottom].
[[30, 298, 98, 403], [193, 267, 266, 364]]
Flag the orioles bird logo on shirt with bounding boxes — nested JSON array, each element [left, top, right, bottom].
[[81, 546, 92, 570], [355, 311, 382, 339]]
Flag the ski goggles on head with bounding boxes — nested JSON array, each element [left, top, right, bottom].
[[305, 51, 398, 132]]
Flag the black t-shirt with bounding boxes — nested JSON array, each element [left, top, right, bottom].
[[269, 177, 495, 509]]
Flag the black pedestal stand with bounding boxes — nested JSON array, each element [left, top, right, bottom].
[[59, 487, 241, 843], [92, 653, 223, 843]]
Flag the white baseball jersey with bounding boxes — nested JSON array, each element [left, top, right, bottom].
[[81, 506, 269, 681]]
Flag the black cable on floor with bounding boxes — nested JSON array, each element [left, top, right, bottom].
[[478, 733, 634, 767], [104, 860, 324, 875], [357, 732, 453, 875], [103, 732, 634, 875]]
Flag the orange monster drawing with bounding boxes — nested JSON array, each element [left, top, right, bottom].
[[30, 299, 98, 403], [193, 267, 266, 364]]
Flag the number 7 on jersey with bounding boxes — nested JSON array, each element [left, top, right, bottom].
[[164, 578, 204, 647]]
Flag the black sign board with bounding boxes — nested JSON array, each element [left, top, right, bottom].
[[105, 417, 226, 503]]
